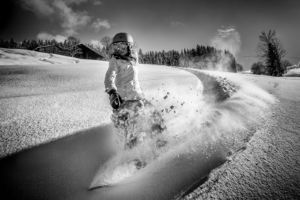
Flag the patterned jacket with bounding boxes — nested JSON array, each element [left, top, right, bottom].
[[104, 55, 144, 101]]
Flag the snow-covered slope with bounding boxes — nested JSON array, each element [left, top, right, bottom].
[[0, 49, 201, 157], [0, 48, 98, 65], [1, 49, 299, 199]]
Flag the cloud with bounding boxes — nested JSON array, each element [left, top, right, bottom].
[[20, 0, 54, 16], [93, 0, 102, 6], [52, 0, 91, 36], [64, 0, 88, 5], [211, 27, 241, 56], [37, 32, 67, 42], [170, 21, 184, 27], [92, 18, 111, 32], [19, 0, 95, 36]]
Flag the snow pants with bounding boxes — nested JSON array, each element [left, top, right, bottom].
[[111, 99, 166, 149]]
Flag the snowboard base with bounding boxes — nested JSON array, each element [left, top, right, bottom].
[[88, 159, 146, 190], [88, 184, 111, 190]]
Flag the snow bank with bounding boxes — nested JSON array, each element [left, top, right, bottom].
[[284, 68, 300, 77]]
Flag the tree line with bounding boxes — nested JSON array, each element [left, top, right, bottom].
[[0, 29, 294, 76], [138, 46, 241, 72], [0, 36, 97, 58], [0, 36, 241, 72], [97, 36, 241, 72]]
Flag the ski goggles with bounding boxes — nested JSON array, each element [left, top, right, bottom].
[[110, 42, 130, 57]]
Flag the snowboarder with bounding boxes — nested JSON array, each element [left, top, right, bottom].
[[104, 32, 166, 149]]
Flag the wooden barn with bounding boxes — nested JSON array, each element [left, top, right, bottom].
[[76, 44, 104, 60], [35, 43, 104, 60]]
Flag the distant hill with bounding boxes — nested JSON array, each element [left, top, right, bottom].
[[0, 48, 102, 65]]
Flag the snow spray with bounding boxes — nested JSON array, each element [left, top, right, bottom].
[[90, 69, 276, 187], [201, 27, 242, 72]]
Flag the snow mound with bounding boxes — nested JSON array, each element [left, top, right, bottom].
[[284, 68, 300, 77]]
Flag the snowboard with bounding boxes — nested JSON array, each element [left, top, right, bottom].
[[89, 158, 146, 190], [89, 100, 167, 190]]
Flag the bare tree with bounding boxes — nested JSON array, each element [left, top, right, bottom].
[[100, 36, 111, 49], [100, 36, 111, 60], [258, 30, 286, 76], [67, 36, 80, 46], [65, 36, 82, 57]]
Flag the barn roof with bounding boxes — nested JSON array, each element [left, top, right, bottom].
[[77, 43, 103, 58], [34, 43, 104, 59]]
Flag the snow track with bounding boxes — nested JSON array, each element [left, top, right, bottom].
[[183, 72, 300, 200], [183, 69, 276, 150]]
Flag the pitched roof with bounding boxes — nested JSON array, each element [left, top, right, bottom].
[[77, 43, 103, 57]]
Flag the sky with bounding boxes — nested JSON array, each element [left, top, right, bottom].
[[1, 0, 300, 68]]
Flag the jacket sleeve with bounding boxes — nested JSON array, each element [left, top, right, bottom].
[[104, 58, 118, 92]]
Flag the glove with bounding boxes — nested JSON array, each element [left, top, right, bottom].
[[107, 89, 123, 110]]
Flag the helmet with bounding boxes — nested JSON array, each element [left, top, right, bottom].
[[112, 32, 134, 44]]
